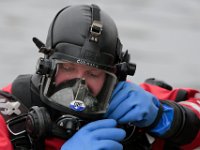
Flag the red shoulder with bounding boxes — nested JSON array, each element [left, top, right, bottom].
[[140, 82, 199, 101], [1, 84, 12, 93], [0, 115, 13, 149]]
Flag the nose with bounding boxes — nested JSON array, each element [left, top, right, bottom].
[[75, 70, 85, 79]]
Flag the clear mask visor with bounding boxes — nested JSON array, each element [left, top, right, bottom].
[[43, 60, 117, 115]]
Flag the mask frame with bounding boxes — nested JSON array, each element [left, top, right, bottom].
[[39, 60, 117, 120]]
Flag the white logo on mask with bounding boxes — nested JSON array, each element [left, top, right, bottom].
[[0, 98, 21, 115], [69, 100, 86, 111], [77, 59, 98, 68]]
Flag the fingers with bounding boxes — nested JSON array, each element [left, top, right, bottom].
[[118, 107, 144, 124], [111, 82, 124, 98], [107, 95, 136, 120], [92, 128, 126, 141], [106, 82, 135, 116], [61, 119, 126, 150], [106, 82, 158, 125], [97, 140, 123, 150], [83, 119, 117, 131]]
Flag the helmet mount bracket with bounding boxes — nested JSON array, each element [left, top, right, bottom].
[[33, 37, 53, 56], [89, 4, 103, 43], [116, 50, 136, 81]]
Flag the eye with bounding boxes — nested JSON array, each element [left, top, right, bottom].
[[87, 71, 103, 78], [61, 64, 75, 72], [88, 73, 99, 78]]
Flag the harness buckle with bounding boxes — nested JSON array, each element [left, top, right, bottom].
[[90, 20, 103, 42], [7, 114, 27, 136]]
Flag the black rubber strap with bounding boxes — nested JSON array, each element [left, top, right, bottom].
[[146, 103, 163, 130], [12, 75, 32, 108], [91, 4, 100, 21], [158, 100, 185, 139], [175, 89, 188, 102], [161, 100, 200, 145]]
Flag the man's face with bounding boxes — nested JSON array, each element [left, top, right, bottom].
[[55, 62, 106, 96]]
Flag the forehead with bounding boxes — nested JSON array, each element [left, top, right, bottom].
[[61, 62, 103, 72]]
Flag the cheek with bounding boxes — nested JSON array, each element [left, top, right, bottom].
[[87, 78, 105, 96], [55, 70, 73, 85]]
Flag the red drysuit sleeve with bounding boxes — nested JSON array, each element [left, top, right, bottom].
[[0, 115, 13, 150], [140, 82, 200, 150]]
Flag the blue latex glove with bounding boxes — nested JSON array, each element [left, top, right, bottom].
[[105, 81, 160, 127], [61, 119, 126, 150]]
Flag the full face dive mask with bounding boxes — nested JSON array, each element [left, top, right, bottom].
[[40, 60, 117, 120]]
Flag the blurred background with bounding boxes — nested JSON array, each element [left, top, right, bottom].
[[0, 0, 200, 89]]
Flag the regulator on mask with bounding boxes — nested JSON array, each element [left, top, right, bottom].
[[50, 78, 99, 112], [25, 106, 86, 139]]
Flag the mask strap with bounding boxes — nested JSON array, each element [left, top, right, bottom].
[[89, 4, 103, 43]]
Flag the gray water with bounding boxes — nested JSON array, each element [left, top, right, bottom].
[[0, 0, 200, 89]]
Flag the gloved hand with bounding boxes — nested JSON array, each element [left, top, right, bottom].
[[61, 119, 126, 150], [105, 81, 160, 127]]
